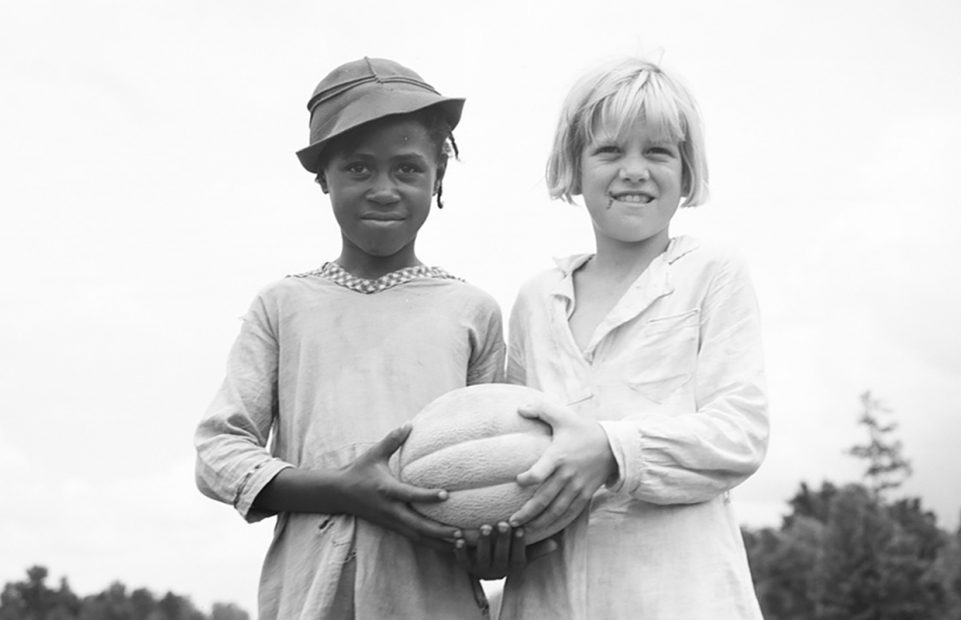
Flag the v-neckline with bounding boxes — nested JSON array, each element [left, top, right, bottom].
[[293, 262, 460, 294]]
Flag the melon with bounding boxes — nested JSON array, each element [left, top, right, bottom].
[[399, 383, 575, 544]]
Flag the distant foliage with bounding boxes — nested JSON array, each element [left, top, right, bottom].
[[743, 391, 961, 619], [745, 483, 961, 619], [0, 567, 249, 620], [847, 391, 913, 497]]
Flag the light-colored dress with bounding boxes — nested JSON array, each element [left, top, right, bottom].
[[194, 263, 505, 620], [501, 236, 769, 620]]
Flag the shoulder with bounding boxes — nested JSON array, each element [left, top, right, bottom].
[[670, 237, 760, 316], [254, 270, 324, 302], [437, 272, 503, 317], [670, 236, 753, 282], [240, 269, 340, 319], [516, 255, 582, 298]]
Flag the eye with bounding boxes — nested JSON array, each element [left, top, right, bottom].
[[397, 162, 424, 175], [592, 143, 621, 156], [647, 145, 679, 159], [344, 162, 370, 175]]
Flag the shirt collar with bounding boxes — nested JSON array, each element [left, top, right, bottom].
[[552, 235, 699, 281], [548, 236, 699, 353]]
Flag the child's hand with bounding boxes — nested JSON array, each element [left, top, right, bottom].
[[452, 522, 559, 580], [339, 423, 461, 551], [508, 401, 616, 533]]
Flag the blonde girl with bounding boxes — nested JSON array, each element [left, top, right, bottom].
[[501, 58, 769, 619]]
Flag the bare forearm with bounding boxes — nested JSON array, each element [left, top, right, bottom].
[[250, 426, 461, 549], [252, 467, 349, 514]]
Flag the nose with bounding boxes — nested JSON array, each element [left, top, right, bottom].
[[367, 173, 400, 205], [619, 156, 650, 182]]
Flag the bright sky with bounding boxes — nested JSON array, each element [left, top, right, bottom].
[[2, 0, 960, 614]]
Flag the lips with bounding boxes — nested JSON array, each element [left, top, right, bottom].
[[609, 191, 656, 204], [361, 212, 405, 221]]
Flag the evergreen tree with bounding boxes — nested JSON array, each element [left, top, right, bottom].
[[847, 391, 912, 497]]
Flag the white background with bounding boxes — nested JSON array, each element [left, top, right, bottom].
[[2, 0, 959, 614]]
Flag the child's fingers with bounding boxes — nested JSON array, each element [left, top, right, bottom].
[[509, 527, 527, 567], [518, 400, 573, 428], [509, 472, 565, 526], [384, 478, 449, 504], [368, 423, 413, 460], [516, 450, 558, 487], [474, 524, 492, 568], [492, 522, 512, 569], [453, 538, 470, 570], [527, 488, 588, 534], [395, 505, 462, 543]]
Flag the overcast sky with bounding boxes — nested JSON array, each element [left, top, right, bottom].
[[2, 0, 960, 614]]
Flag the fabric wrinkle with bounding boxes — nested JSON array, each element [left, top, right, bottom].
[[194, 268, 504, 619], [501, 236, 768, 619]]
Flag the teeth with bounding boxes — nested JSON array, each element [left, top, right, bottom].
[[613, 193, 653, 204]]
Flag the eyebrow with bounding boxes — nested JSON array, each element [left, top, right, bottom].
[[334, 151, 433, 166]]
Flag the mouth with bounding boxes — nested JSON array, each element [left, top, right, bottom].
[[361, 213, 406, 222], [609, 191, 656, 205]]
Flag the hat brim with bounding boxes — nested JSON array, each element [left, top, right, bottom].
[[296, 93, 464, 173]]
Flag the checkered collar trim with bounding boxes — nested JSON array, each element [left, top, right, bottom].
[[290, 262, 462, 294]]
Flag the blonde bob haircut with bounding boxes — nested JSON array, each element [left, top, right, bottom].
[[546, 58, 709, 207]]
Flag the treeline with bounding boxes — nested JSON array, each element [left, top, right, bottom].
[[744, 482, 961, 619], [743, 392, 961, 619], [0, 566, 248, 620]]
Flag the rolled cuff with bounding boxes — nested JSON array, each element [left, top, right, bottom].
[[598, 420, 642, 494], [234, 458, 294, 522]]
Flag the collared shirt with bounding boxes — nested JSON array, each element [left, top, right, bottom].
[[501, 236, 769, 620], [194, 267, 505, 620]]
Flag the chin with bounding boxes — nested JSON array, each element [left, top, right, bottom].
[[362, 244, 410, 258]]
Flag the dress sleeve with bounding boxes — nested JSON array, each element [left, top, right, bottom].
[[193, 293, 293, 522], [506, 287, 529, 387], [600, 255, 770, 504], [466, 292, 507, 385]]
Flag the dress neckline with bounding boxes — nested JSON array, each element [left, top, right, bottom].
[[290, 262, 461, 294]]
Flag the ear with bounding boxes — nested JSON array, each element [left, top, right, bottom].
[[316, 172, 329, 194]]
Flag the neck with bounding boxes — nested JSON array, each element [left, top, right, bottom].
[[336, 242, 421, 280], [590, 230, 671, 281]]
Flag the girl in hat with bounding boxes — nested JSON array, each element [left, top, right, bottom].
[[194, 57, 520, 619], [500, 57, 770, 618]]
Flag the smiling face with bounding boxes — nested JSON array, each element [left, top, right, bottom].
[[579, 116, 683, 252], [320, 116, 443, 273]]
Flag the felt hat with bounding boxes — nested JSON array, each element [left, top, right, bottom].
[[296, 57, 465, 173]]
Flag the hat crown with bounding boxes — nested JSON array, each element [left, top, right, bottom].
[[307, 57, 438, 113]]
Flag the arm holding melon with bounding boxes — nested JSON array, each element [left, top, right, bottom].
[[599, 257, 769, 505], [253, 423, 462, 551], [509, 258, 769, 526], [195, 297, 459, 549]]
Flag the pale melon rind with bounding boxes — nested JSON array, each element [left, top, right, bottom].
[[413, 483, 569, 544], [402, 432, 551, 490], [413, 482, 537, 526], [400, 384, 551, 463], [399, 384, 577, 543]]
